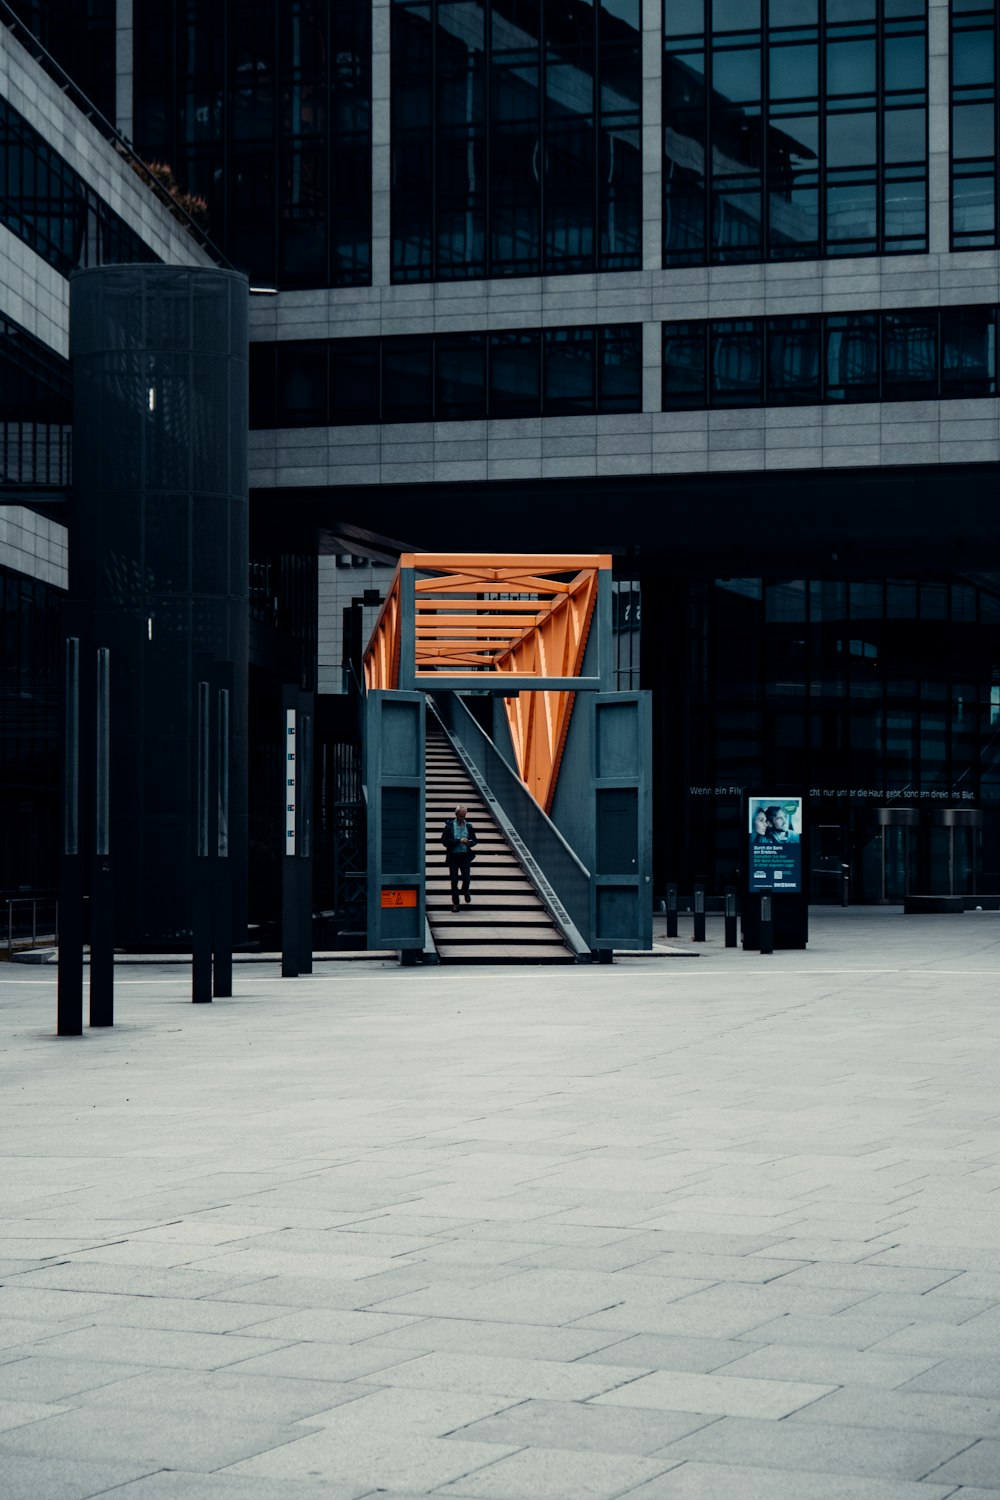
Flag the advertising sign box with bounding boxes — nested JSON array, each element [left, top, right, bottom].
[[748, 796, 803, 894], [743, 794, 808, 950]]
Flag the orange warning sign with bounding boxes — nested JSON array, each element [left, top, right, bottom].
[[381, 888, 417, 909]]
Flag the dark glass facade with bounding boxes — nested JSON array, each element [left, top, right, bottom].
[[0, 97, 158, 277], [664, 0, 928, 266], [661, 573, 1000, 901], [951, 0, 1000, 249], [390, 0, 642, 282], [0, 563, 61, 896], [6, 0, 117, 124], [250, 324, 643, 427], [663, 303, 999, 408], [133, 0, 372, 288], [1, 313, 73, 489]]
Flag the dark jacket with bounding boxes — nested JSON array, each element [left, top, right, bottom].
[[440, 817, 478, 862]]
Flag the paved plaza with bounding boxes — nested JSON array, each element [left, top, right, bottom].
[[1, 910, 1000, 1499]]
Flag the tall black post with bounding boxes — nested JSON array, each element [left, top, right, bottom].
[[89, 644, 114, 1026], [724, 885, 737, 948], [281, 686, 300, 977], [665, 881, 678, 939], [57, 629, 83, 1037], [760, 893, 774, 955], [192, 673, 213, 1001], [213, 662, 233, 997], [692, 882, 706, 942], [298, 695, 314, 975]]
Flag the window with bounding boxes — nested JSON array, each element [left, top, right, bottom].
[[391, 0, 641, 282], [662, 304, 1000, 410], [134, 0, 372, 288], [664, 0, 928, 267], [249, 324, 643, 428], [950, 0, 999, 249], [0, 98, 158, 277]]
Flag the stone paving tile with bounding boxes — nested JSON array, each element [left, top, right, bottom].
[[234, 1308, 425, 1343], [358, 1316, 622, 1363], [850, 1292, 999, 1326], [717, 1344, 941, 1389], [223, 1429, 519, 1491], [110, 1474, 368, 1499], [71, 1367, 372, 1422], [11, 1263, 266, 1299], [616, 1461, 958, 1499], [451, 1397, 716, 1454], [0, 1404, 314, 1469], [0, 1355, 153, 1402], [790, 1383, 1000, 1437], [900, 1358, 1000, 1399], [216, 1340, 424, 1384], [923, 1439, 1000, 1487], [353, 1348, 643, 1401], [620, 1253, 810, 1285], [652, 1415, 974, 1480], [0, 1454, 159, 1500], [579, 1334, 763, 1373], [21, 1325, 298, 1370], [434, 1445, 675, 1499], [775, 1264, 962, 1295], [592, 1368, 835, 1419], [737, 1312, 922, 1350]]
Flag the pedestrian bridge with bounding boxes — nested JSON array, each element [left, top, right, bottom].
[[362, 554, 651, 963]]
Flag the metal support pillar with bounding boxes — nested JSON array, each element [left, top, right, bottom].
[[724, 885, 737, 948], [213, 663, 233, 997], [192, 674, 213, 1001], [692, 883, 706, 942], [665, 881, 678, 939], [58, 630, 83, 1037], [89, 645, 114, 1026], [760, 893, 774, 955]]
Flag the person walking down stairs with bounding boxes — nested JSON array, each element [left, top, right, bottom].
[[440, 804, 478, 911]]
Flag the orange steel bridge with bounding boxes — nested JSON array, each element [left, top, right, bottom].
[[362, 554, 613, 813]]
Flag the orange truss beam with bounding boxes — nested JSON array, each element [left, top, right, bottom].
[[363, 553, 611, 811]]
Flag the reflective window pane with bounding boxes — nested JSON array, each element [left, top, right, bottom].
[[766, 316, 821, 404], [330, 340, 380, 426], [543, 326, 595, 415], [941, 307, 998, 397], [436, 335, 486, 420], [382, 338, 433, 423], [489, 330, 540, 416], [710, 319, 763, 405], [826, 315, 879, 402], [883, 312, 937, 399], [663, 322, 707, 408]]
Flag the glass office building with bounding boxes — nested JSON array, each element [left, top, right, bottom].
[[4, 0, 1000, 916]]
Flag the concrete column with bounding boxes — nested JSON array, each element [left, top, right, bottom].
[[372, 0, 392, 289], [642, 0, 663, 273], [115, 0, 133, 139], [926, 0, 950, 255]]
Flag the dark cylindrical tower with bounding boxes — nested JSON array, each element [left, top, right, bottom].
[[70, 265, 249, 947]]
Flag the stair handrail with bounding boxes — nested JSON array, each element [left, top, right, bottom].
[[428, 693, 592, 959]]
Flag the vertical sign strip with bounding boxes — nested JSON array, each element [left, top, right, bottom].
[[286, 707, 297, 856], [64, 637, 79, 856], [197, 681, 210, 859], [95, 647, 110, 857]]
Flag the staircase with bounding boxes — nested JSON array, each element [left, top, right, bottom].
[[425, 725, 574, 963]]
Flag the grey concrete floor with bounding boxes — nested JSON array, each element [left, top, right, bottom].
[[1, 908, 999, 1500]]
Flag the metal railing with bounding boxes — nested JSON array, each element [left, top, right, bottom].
[[2, 897, 58, 955], [431, 692, 592, 949], [0, 0, 230, 266]]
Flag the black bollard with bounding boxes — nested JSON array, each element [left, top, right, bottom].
[[841, 862, 850, 908], [665, 882, 678, 939], [724, 885, 737, 948], [692, 883, 706, 942], [760, 892, 774, 954]]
